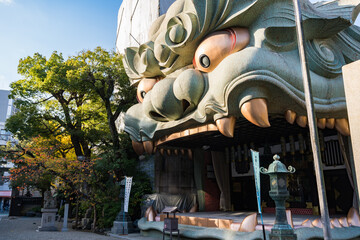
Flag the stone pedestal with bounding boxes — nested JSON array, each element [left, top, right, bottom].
[[111, 220, 133, 235], [111, 211, 133, 235], [38, 208, 58, 231], [270, 226, 297, 240]]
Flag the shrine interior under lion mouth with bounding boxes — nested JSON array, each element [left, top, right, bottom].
[[116, 0, 360, 238], [150, 117, 354, 216]]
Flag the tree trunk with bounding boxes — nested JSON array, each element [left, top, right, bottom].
[[92, 204, 97, 232], [104, 99, 120, 153], [70, 134, 85, 157], [104, 98, 123, 178]]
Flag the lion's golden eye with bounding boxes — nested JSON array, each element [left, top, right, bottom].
[[193, 28, 250, 72], [137, 78, 159, 103]]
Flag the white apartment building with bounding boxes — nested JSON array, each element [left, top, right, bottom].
[[0, 90, 15, 211]]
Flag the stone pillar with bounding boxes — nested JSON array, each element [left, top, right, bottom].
[[62, 203, 69, 232], [342, 60, 360, 210]]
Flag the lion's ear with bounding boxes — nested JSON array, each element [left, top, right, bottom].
[[123, 42, 164, 85], [123, 47, 141, 84], [333, 25, 360, 63], [302, 18, 352, 40], [313, 0, 360, 25], [263, 18, 352, 52], [301, 0, 360, 39]]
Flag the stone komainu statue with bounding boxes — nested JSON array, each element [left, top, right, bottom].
[[43, 190, 56, 209]]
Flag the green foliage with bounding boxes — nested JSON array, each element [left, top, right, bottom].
[[7, 50, 108, 158], [96, 200, 122, 229], [5, 47, 147, 231], [59, 204, 65, 217], [31, 206, 42, 213]]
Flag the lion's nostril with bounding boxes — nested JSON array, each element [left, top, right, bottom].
[[149, 111, 168, 122], [182, 100, 190, 112]]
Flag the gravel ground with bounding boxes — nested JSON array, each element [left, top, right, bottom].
[[0, 216, 158, 240]]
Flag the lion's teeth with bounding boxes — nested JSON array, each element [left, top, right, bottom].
[[317, 118, 326, 129], [240, 98, 270, 128], [216, 116, 236, 138], [296, 116, 307, 128], [285, 110, 296, 124], [143, 141, 154, 154], [335, 118, 350, 136], [326, 118, 335, 129], [132, 141, 145, 155]]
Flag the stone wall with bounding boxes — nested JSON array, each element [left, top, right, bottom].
[[138, 155, 155, 190]]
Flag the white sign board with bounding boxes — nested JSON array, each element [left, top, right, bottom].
[[123, 176, 133, 213], [250, 150, 262, 214]]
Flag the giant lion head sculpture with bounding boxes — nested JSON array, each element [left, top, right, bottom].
[[122, 0, 360, 154]]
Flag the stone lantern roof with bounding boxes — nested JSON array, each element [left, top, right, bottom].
[[260, 155, 296, 175]]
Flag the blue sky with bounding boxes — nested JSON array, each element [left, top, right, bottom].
[[0, 0, 359, 91], [0, 0, 122, 90]]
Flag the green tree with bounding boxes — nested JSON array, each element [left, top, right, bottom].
[[68, 47, 136, 177], [6, 48, 150, 229], [7, 51, 106, 159]]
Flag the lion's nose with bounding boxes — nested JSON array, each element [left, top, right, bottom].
[[143, 69, 205, 122], [173, 69, 205, 115], [143, 78, 183, 121]]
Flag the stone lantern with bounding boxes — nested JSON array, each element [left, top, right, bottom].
[[260, 154, 297, 240]]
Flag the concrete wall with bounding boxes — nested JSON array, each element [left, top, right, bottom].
[[115, 0, 159, 53], [342, 60, 360, 209], [115, 0, 176, 53], [114, 0, 175, 132], [138, 155, 155, 190]]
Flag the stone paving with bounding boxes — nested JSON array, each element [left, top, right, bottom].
[[0, 216, 158, 240]]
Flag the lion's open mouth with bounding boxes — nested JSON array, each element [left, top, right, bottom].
[[129, 111, 346, 156]]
